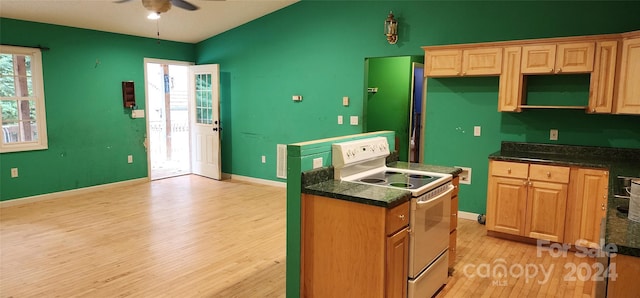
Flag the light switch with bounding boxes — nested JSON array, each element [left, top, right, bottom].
[[474, 126, 481, 137], [342, 96, 349, 106], [350, 116, 358, 125], [338, 115, 343, 124]]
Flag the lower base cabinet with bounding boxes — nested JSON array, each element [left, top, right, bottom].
[[487, 161, 608, 246], [607, 254, 640, 297], [301, 193, 410, 298]]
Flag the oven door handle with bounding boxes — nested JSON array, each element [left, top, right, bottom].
[[415, 184, 454, 209]]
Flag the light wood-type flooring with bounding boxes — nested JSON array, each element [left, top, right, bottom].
[[1, 175, 601, 297]]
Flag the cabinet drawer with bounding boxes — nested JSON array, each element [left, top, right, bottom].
[[386, 201, 410, 235], [450, 196, 458, 232], [490, 161, 529, 179], [529, 164, 570, 183]]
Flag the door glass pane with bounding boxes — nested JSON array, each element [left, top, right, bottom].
[[194, 73, 212, 124]]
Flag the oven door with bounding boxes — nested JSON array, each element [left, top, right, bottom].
[[408, 184, 453, 278]]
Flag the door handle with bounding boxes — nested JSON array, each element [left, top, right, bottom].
[[213, 128, 218, 131]]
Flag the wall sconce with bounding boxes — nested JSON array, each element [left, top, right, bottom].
[[384, 11, 398, 44]]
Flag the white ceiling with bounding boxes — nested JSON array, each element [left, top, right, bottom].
[[0, 0, 299, 43]]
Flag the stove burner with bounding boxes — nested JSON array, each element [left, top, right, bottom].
[[389, 182, 413, 188], [408, 174, 434, 179], [385, 171, 404, 175], [360, 178, 386, 184]]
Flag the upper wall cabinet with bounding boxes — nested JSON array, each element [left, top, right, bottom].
[[521, 42, 595, 74], [422, 30, 640, 115], [425, 48, 502, 77], [614, 34, 640, 114]]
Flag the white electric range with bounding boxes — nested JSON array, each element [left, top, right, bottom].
[[332, 136, 453, 298]]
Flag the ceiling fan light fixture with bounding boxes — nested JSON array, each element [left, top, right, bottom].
[[147, 12, 161, 20]]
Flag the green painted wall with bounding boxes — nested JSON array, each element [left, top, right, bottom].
[[194, 2, 639, 297], [365, 56, 422, 161], [0, 18, 195, 200]]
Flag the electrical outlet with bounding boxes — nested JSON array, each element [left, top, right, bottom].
[[350, 116, 358, 125], [128, 155, 133, 163], [262, 155, 266, 163], [11, 168, 18, 178], [313, 157, 323, 169], [550, 129, 559, 141], [338, 115, 343, 124]]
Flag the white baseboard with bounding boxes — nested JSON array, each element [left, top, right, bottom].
[[458, 211, 481, 221], [225, 173, 286, 188], [1, 178, 149, 208]]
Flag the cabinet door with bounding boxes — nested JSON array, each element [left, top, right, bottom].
[[566, 168, 609, 248], [588, 41, 617, 113], [386, 228, 409, 298], [614, 36, 640, 114], [498, 47, 524, 112], [425, 49, 462, 77], [521, 45, 556, 74], [525, 181, 568, 242], [486, 176, 528, 236], [555, 42, 595, 73], [462, 48, 502, 76]]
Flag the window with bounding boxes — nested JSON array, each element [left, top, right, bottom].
[[0, 45, 48, 153]]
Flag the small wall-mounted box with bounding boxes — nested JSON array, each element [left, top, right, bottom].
[[455, 166, 472, 184], [292, 95, 303, 102], [131, 109, 145, 119]]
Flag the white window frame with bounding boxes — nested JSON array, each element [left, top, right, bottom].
[[0, 45, 48, 153]]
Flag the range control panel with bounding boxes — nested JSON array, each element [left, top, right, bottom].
[[332, 137, 390, 168]]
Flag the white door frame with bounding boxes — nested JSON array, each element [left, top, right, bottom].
[[143, 58, 194, 180]]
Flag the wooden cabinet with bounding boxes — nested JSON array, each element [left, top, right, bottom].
[[301, 194, 409, 298], [425, 50, 462, 77], [521, 42, 594, 74], [423, 30, 640, 115], [449, 176, 460, 267], [498, 47, 524, 112], [425, 48, 502, 77], [614, 35, 640, 114], [588, 41, 618, 113], [486, 161, 569, 242], [606, 254, 640, 297], [462, 48, 503, 76], [565, 168, 609, 248]]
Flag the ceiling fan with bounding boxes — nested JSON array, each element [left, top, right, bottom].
[[115, 0, 223, 16]]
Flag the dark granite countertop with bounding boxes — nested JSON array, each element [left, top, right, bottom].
[[300, 162, 461, 208], [387, 161, 463, 176], [490, 142, 640, 257], [606, 197, 640, 257]]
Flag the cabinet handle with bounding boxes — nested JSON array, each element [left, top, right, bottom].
[[546, 171, 551, 178], [399, 214, 405, 221], [529, 181, 533, 186], [549, 68, 554, 73], [556, 67, 562, 73], [601, 203, 606, 211], [508, 168, 512, 174], [592, 108, 596, 113], [523, 180, 528, 186]]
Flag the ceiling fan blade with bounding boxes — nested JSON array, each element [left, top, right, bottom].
[[114, 0, 134, 3], [171, 0, 199, 11]]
